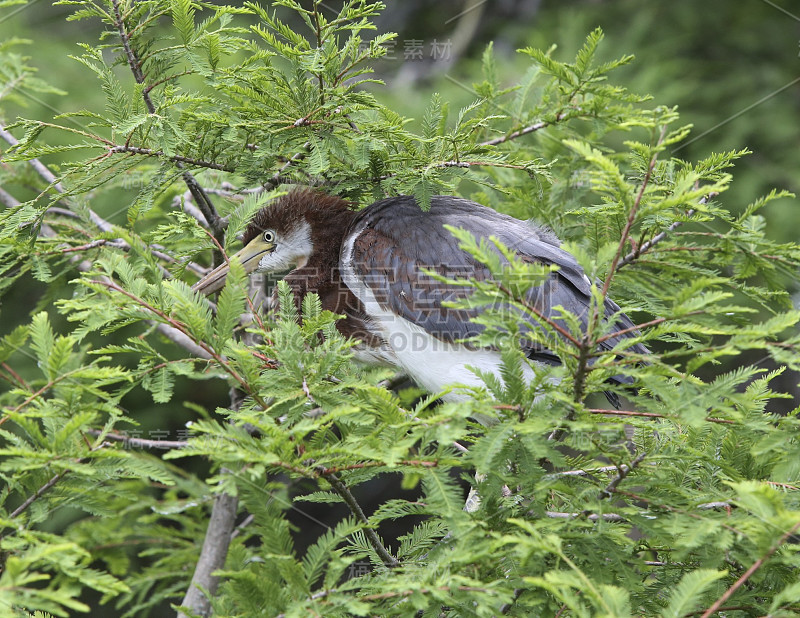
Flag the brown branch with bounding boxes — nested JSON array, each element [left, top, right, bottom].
[[2, 366, 92, 424], [600, 128, 665, 300], [699, 516, 800, 618], [88, 279, 266, 406], [143, 69, 194, 95], [1, 362, 29, 390], [570, 130, 663, 411], [587, 408, 735, 425], [108, 145, 235, 173], [617, 191, 717, 270], [594, 315, 670, 345], [494, 282, 581, 347]]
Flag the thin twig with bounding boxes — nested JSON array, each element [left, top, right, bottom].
[[600, 452, 646, 499], [89, 278, 266, 406], [9, 470, 68, 519], [230, 513, 255, 540], [111, 0, 221, 232], [5, 443, 107, 523], [0, 146, 212, 360], [617, 192, 717, 270], [479, 119, 550, 147], [699, 517, 800, 618], [587, 408, 735, 425], [545, 511, 626, 522], [0, 125, 65, 193], [617, 209, 696, 269], [87, 429, 187, 450], [108, 145, 235, 173], [324, 471, 398, 567], [263, 142, 311, 191], [601, 128, 666, 300], [613, 488, 742, 535]]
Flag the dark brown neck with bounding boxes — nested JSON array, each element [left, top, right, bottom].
[[287, 207, 356, 295]]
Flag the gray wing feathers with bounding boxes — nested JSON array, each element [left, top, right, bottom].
[[345, 195, 646, 361]]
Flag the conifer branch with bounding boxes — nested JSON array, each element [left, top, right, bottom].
[[263, 142, 312, 191], [600, 127, 666, 300], [599, 452, 646, 499], [108, 145, 236, 173], [479, 119, 550, 147], [88, 429, 187, 450], [617, 192, 717, 269], [8, 469, 68, 520], [587, 408, 735, 425], [180, 275, 262, 617], [110, 0, 222, 233], [88, 279, 265, 403], [4, 442, 107, 526], [0, 145, 212, 360], [699, 517, 800, 618], [324, 471, 399, 568]]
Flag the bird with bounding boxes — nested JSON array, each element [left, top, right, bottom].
[[192, 189, 648, 403]]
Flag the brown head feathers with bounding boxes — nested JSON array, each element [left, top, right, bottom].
[[241, 189, 355, 246]]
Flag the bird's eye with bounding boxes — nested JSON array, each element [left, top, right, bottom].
[[263, 230, 275, 243]]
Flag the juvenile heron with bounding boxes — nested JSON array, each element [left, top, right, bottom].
[[193, 190, 647, 402]]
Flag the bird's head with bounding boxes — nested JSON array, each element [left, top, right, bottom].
[[192, 189, 355, 295]]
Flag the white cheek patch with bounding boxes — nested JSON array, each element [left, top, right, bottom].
[[258, 222, 313, 272]]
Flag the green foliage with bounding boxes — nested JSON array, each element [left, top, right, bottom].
[[0, 2, 799, 617]]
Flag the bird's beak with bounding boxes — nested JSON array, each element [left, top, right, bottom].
[[192, 238, 275, 296]]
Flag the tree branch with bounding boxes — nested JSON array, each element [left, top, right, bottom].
[[323, 471, 398, 567], [617, 192, 717, 270], [600, 128, 665, 300], [111, 0, 222, 233], [479, 119, 551, 147], [587, 408, 735, 425], [108, 145, 235, 173], [9, 469, 68, 520], [87, 429, 187, 450], [700, 516, 800, 618], [599, 452, 646, 499], [177, 491, 239, 618]]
